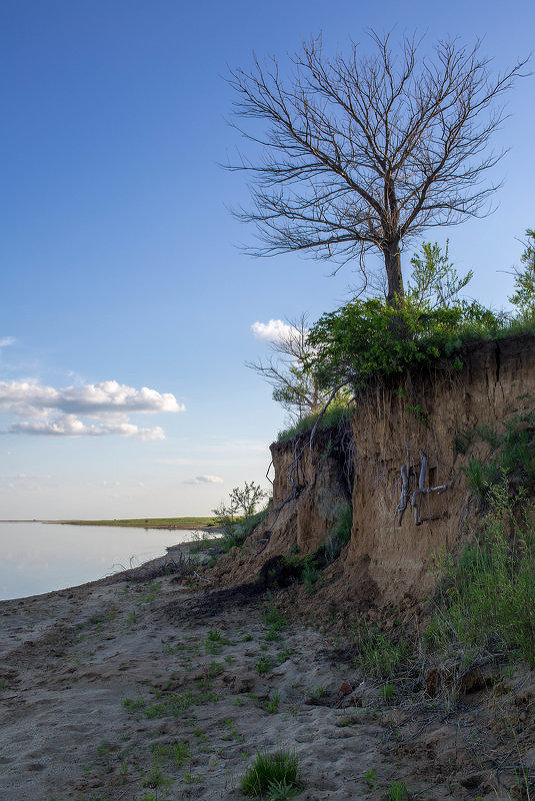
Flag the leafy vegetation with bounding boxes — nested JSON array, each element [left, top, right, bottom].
[[212, 481, 269, 551], [461, 411, 535, 499], [509, 229, 535, 319]]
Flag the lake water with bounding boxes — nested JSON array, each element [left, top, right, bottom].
[[0, 522, 198, 601]]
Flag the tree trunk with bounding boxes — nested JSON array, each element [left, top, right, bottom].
[[383, 241, 403, 305]]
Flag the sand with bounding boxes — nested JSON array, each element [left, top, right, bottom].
[[0, 546, 533, 801]]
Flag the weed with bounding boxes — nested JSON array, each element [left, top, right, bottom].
[[277, 647, 293, 663], [263, 691, 280, 713], [387, 780, 409, 800], [241, 633, 254, 643], [255, 655, 274, 675], [302, 561, 319, 594], [137, 580, 161, 605], [380, 683, 395, 703], [432, 479, 535, 665], [351, 623, 410, 679], [241, 750, 302, 797], [262, 597, 289, 632], [151, 740, 190, 768], [364, 768, 379, 789], [205, 628, 229, 654], [142, 764, 171, 794]]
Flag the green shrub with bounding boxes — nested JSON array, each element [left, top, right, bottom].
[[307, 294, 501, 392], [241, 750, 302, 797]]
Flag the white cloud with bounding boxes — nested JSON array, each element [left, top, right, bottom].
[[0, 379, 182, 439], [251, 319, 296, 344], [0, 337, 15, 348], [0, 379, 183, 417], [183, 474, 224, 485]]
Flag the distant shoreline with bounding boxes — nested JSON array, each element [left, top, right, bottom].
[[0, 517, 218, 531]]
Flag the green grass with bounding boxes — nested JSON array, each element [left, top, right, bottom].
[[56, 516, 217, 529], [351, 623, 411, 679], [431, 478, 535, 665], [277, 404, 349, 442], [241, 750, 302, 797]]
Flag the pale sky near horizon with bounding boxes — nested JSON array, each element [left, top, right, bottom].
[[1, 0, 534, 519]]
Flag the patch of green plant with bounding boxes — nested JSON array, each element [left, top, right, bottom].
[[255, 655, 274, 675], [380, 682, 395, 703], [277, 403, 349, 442], [123, 683, 218, 719], [322, 503, 353, 562], [351, 623, 411, 679], [387, 780, 410, 801], [142, 764, 171, 793], [431, 479, 535, 665], [137, 580, 161, 605], [204, 628, 229, 654], [212, 482, 269, 550], [301, 561, 320, 594], [241, 750, 302, 797], [262, 596, 290, 632], [308, 290, 503, 393], [363, 768, 379, 789], [461, 413, 535, 499], [277, 647, 293, 664], [263, 690, 280, 713]]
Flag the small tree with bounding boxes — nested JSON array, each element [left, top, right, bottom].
[[228, 33, 527, 304], [407, 241, 473, 310], [212, 481, 268, 548], [509, 229, 535, 319], [246, 315, 335, 421]]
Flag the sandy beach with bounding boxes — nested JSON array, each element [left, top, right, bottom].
[[0, 544, 533, 801]]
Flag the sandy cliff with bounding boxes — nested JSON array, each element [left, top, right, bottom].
[[210, 333, 535, 610]]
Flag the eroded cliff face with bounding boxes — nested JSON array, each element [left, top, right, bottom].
[[207, 427, 352, 588], [209, 334, 535, 608], [346, 334, 535, 607]]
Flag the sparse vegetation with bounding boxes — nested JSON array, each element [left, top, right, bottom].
[[431, 477, 535, 666]]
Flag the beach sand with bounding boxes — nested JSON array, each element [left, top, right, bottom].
[[0, 545, 533, 800]]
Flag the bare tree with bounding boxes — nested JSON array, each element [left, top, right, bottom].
[[228, 32, 528, 304], [246, 315, 332, 421]]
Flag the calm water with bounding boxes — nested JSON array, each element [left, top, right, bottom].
[[0, 522, 198, 601]]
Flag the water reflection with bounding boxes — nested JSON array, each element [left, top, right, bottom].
[[0, 522, 197, 600]]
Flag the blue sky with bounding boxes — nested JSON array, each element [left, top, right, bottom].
[[1, 0, 533, 518]]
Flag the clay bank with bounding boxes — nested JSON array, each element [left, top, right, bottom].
[[209, 333, 535, 612]]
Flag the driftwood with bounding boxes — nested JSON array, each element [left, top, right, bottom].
[[397, 450, 448, 526]]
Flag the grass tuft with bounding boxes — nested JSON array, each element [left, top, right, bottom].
[[241, 749, 302, 797]]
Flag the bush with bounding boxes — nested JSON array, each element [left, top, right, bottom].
[[212, 482, 269, 550], [308, 294, 501, 392]]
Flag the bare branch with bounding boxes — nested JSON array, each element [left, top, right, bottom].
[[227, 32, 530, 302]]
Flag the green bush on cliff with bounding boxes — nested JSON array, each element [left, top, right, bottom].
[[307, 294, 501, 392]]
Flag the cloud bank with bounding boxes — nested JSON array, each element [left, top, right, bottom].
[[0, 379, 184, 439]]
